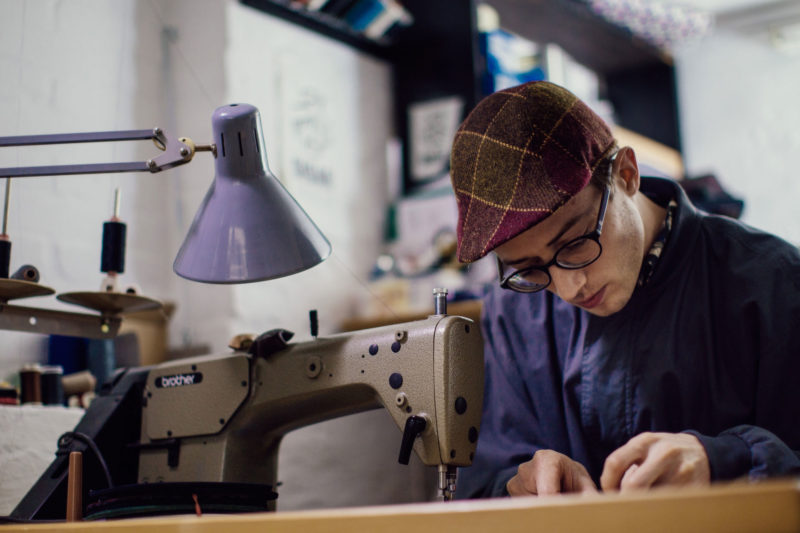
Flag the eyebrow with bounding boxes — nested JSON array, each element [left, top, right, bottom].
[[503, 213, 586, 267]]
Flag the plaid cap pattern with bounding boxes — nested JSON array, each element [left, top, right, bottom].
[[450, 81, 616, 262]]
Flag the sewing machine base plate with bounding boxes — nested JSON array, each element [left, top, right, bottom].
[[84, 482, 277, 520]]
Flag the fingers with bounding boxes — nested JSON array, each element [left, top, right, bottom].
[[600, 432, 652, 491], [620, 463, 638, 486], [506, 450, 559, 496], [620, 456, 664, 490], [535, 452, 564, 495], [601, 433, 711, 492], [506, 450, 597, 496], [569, 464, 600, 494], [505, 472, 526, 495]]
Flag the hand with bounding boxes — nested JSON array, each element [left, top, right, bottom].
[[600, 432, 710, 492], [506, 449, 598, 496]]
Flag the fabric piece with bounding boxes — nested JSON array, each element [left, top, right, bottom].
[[0, 405, 85, 514], [458, 177, 800, 498], [450, 81, 616, 262]]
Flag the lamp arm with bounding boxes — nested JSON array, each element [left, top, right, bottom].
[[0, 128, 199, 178]]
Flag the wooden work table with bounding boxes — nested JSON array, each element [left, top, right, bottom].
[[3, 478, 799, 533]]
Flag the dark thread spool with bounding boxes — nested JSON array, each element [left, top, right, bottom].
[[0, 240, 11, 278], [20, 364, 43, 405], [309, 309, 318, 338], [41, 365, 65, 406], [101, 221, 126, 274]]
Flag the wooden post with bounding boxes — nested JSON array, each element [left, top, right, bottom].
[[65, 451, 83, 521]]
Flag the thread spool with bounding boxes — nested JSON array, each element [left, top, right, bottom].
[[20, 364, 43, 405], [101, 189, 126, 275], [62, 370, 97, 397], [11, 264, 40, 283], [0, 239, 10, 278], [100, 221, 126, 274], [41, 365, 64, 406], [0, 386, 17, 405], [309, 309, 318, 338], [1, 179, 10, 278]]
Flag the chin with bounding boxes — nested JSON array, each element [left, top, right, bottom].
[[606, 287, 638, 316], [585, 306, 615, 317], [585, 288, 630, 317]]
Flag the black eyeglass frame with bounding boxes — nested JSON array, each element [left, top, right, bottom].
[[497, 182, 611, 293]]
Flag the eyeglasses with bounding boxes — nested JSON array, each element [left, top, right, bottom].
[[497, 183, 610, 293]]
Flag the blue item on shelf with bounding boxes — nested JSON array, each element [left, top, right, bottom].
[[87, 339, 117, 392], [48, 335, 89, 376], [480, 28, 546, 94], [344, 0, 385, 31]]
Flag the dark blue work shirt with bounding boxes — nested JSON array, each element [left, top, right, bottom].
[[458, 177, 800, 498]]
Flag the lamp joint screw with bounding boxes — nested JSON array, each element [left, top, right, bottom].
[[179, 147, 189, 157], [146, 159, 157, 170]]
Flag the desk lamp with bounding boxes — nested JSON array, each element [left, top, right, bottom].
[[0, 103, 331, 284]]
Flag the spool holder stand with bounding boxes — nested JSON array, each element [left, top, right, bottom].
[[0, 128, 190, 338], [0, 303, 121, 339]]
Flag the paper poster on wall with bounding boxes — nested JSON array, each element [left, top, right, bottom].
[[279, 53, 350, 195], [285, 85, 334, 188], [408, 96, 464, 187]]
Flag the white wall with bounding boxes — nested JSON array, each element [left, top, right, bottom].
[[222, 4, 437, 510], [0, 0, 436, 512], [0, 0, 181, 379], [223, 3, 392, 344], [674, 27, 800, 245]]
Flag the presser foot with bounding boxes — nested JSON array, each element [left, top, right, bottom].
[[438, 464, 457, 501]]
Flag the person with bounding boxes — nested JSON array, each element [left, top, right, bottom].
[[448, 80, 800, 498]]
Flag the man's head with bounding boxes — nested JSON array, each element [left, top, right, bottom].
[[450, 81, 652, 316], [450, 81, 617, 263]]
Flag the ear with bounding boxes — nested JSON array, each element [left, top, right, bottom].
[[613, 146, 640, 196]]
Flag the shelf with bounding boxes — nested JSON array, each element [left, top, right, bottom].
[[240, 0, 394, 60], [485, 0, 673, 74], [482, 0, 681, 151], [239, 0, 682, 178]]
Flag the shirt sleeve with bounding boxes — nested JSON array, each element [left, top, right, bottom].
[[687, 426, 800, 480], [456, 288, 553, 498], [687, 227, 800, 481]]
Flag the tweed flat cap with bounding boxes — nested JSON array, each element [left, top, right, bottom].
[[450, 81, 616, 263]]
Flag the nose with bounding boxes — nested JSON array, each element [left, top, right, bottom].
[[549, 267, 588, 302]]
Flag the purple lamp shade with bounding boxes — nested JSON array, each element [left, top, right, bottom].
[[173, 104, 331, 284]]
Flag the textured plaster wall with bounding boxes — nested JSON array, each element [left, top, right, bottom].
[[674, 28, 800, 245], [0, 0, 181, 380]]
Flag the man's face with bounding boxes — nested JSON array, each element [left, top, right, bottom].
[[494, 176, 645, 317]]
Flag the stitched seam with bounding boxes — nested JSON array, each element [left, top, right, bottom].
[[454, 130, 544, 159], [454, 187, 555, 212], [480, 122, 540, 256], [462, 94, 519, 251], [516, 93, 586, 167]]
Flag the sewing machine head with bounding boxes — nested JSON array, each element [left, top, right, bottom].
[[136, 293, 483, 505]]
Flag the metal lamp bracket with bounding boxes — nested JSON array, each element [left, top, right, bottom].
[[0, 128, 205, 177]]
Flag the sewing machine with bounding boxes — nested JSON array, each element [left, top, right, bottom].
[[12, 293, 484, 520]]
